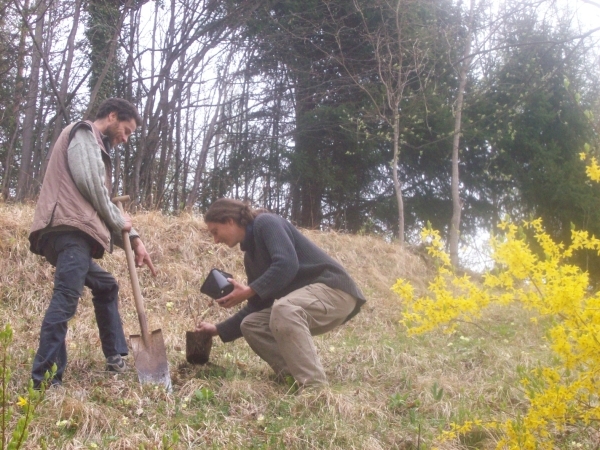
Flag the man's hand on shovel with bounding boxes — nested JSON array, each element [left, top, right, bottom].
[[122, 212, 133, 233]]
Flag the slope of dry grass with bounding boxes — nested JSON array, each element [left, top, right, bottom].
[[0, 203, 550, 449]]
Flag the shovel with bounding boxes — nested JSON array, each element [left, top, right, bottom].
[[112, 195, 172, 390]]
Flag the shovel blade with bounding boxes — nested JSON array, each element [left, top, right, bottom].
[[130, 329, 172, 391]]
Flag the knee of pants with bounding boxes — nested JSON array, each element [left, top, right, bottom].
[[92, 276, 119, 301], [241, 310, 273, 338], [53, 284, 84, 301], [240, 315, 260, 341], [270, 302, 304, 335], [240, 317, 251, 337], [44, 296, 78, 324], [105, 279, 119, 297]]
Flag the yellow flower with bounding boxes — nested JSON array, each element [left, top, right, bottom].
[[585, 157, 600, 182], [391, 279, 414, 300], [16, 396, 27, 407], [400, 216, 600, 448]]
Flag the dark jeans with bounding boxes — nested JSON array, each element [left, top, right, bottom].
[[31, 231, 128, 386]]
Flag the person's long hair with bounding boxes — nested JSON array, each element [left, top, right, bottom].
[[204, 198, 266, 226]]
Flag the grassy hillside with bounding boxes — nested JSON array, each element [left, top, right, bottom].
[[0, 203, 550, 449]]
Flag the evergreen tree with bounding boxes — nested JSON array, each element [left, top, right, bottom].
[[473, 11, 600, 276], [85, 0, 124, 116]]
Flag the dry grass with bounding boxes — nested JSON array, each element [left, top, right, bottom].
[[0, 202, 551, 449]]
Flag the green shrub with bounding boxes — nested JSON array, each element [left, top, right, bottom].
[[0, 324, 55, 450]]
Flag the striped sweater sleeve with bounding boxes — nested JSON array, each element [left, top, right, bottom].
[[67, 129, 126, 234]]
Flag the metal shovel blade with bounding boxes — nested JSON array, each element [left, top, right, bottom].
[[112, 195, 172, 391], [130, 329, 172, 391]]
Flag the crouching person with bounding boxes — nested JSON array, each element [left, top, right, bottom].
[[196, 198, 366, 389]]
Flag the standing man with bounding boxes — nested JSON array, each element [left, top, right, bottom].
[[29, 98, 156, 388], [196, 198, 367, 390]]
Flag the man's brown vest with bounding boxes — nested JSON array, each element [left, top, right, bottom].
[[29, 120, 114, 258]]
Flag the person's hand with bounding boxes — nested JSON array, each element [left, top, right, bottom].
[[215, 279, 255, 309], [122, 213, 132, 233], [130, 237, 157, 277], [196, 321, 218, 337]]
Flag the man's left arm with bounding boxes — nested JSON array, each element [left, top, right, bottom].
[[68, 129, 156, 276], [68, 129, 126, 234]]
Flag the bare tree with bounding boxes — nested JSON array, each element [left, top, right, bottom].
[[15, 0, 46, 201], [43, 0, 84, 180], [449, 0, 476, 267], [131, 0, 264, 209], [184, 63, 230, 210], [313, 0, 439, 245], [1, 0, 28, 200]]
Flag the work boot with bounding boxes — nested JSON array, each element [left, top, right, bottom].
[[106, 354, 127, 373]]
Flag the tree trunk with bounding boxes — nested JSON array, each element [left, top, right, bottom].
[[16, 0, 45, 201], [392, 109, 405, 245], [44, 0, 82, 181], [185, 90, 224, 210], [85, 0, 131, 117], [449, 0, 475, 268], [1, 0, 28, 200]]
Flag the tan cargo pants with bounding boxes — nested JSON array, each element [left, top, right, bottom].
[[240, 283, 357, 387]]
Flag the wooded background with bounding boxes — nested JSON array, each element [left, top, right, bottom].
[[1, 0, 599, 268]]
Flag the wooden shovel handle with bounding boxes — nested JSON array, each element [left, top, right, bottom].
[[113, 195, 150, 344]]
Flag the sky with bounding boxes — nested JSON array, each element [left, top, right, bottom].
[[557, 0, 600, 34]]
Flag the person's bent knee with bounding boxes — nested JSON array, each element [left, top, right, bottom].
[[107, 279, 119, 297], [240, 314, 262, 338], [270, 300, 293, 320], [270, 301, 302, 327], [53, 284, 83, 301], [240, 316, 252, 338], [102, 272, 119, 292], [43, 305, 77, 325], [270, 305, 303, 338], [90, 273, 119, 301]]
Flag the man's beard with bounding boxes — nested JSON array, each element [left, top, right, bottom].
[[104, 122, 120, 146]]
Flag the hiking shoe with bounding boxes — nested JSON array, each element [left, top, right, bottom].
[[106, 355, 127, 373]]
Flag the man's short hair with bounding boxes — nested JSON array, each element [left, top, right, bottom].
[[95, 98, 142, 126]]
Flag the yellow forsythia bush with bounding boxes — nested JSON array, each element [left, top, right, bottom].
[[394, 220, 600, 449]]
